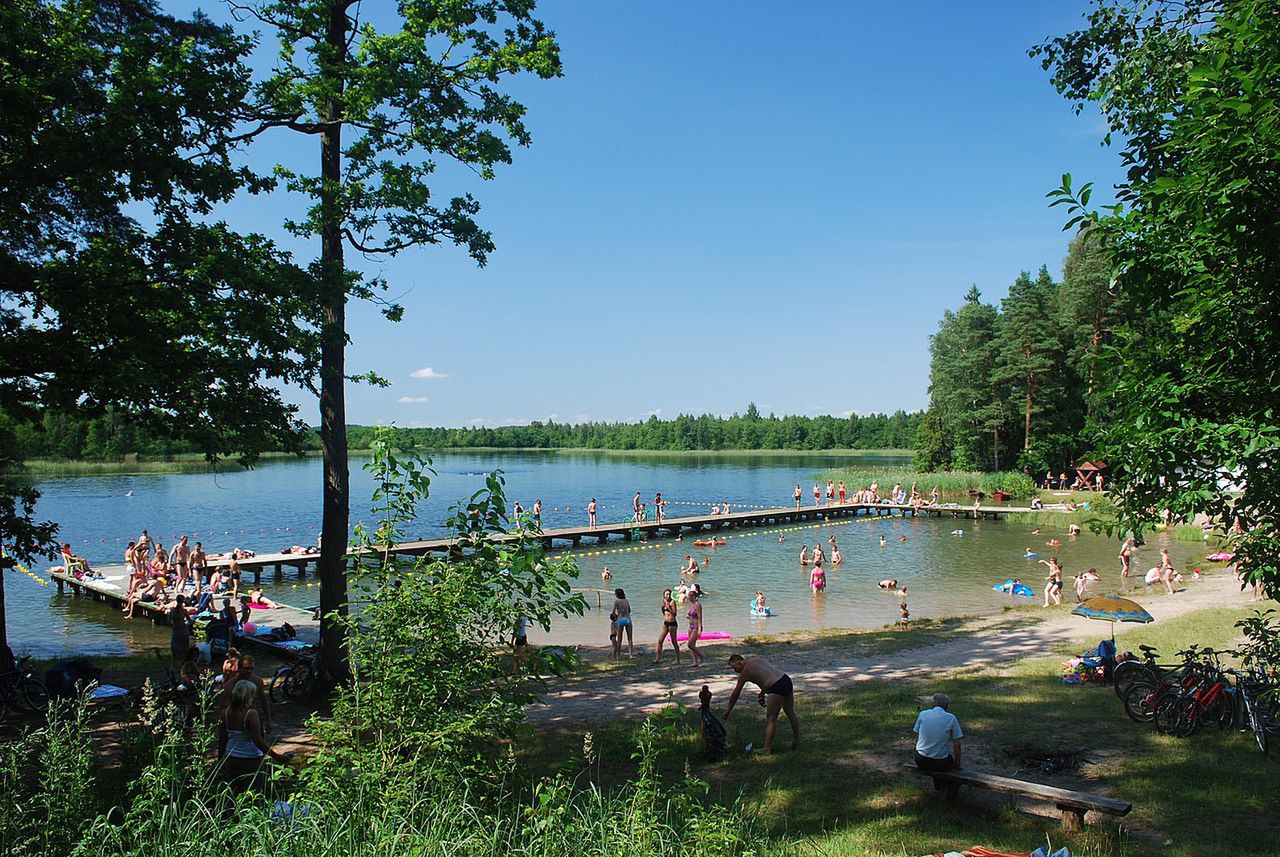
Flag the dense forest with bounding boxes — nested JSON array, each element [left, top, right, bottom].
[[915, 233, 1113, 475], [1, 405, 922, 461]]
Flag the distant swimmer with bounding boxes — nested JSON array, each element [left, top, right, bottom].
[[125, 491, 133, 497], [831, 547, 843, 564], [1024, 548, 1038, 559], [777, 534, 785, 542], [1068, 523, 1082, 536], [601, 566, 612, 582], [900, 535, 908, 542], [799, 545, 809, 565], [951, 529, 964, 536], [880, 536, 887, 548], [878, 579, 898, 589]]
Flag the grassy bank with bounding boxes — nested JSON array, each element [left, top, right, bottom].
[[822, 467, 1040, 499], [527, 603, 1274, 857]]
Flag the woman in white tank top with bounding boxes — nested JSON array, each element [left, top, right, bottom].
[[217, 679, 287, 789]]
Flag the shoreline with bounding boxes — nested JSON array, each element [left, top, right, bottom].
[[529, 568, 1260, 725], [5, 446, 915, 477]]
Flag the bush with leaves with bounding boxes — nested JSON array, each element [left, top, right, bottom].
[[304, 429, 586, 801]]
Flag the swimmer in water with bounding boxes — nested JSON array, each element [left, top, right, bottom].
[[777, 534, 785, 542], [878, 579, 898, 589], [754, 590, 767, 610], [831, 546, 843, 565], [810, 561, 826, 593], [1068, 523, 1082, 536], [900, 535, 907, 542], [601, 566, 612, 582], [799, 545, 809, 565], [880, 536, 887, 548], [1024, 548, 1037, 558]]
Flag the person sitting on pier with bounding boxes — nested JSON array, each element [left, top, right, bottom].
[[59, 543, 96, 577]]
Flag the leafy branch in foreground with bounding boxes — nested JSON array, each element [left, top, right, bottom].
[[1037, 1, 1280, 595]]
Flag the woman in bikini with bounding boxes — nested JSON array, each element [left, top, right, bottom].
[[654, 588, 681, 664], [810, 559, 827, 594], [1040, 557, 1064, 607], [611, 588, 634, 659], [686, 591, 705, 666]]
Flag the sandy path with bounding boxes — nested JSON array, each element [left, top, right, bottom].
[[529, 573, 1255, 725]]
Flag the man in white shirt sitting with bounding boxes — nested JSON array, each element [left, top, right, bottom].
[[913, 692, 963, 773]]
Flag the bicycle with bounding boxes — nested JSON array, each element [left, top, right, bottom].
[[270, 652, 324, 703], [0, 656, 50, 716]]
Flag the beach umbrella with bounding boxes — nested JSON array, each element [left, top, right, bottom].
[[1072, 595, 1153, 639]]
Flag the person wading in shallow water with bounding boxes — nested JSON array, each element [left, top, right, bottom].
[[723, 654, 800, 754]]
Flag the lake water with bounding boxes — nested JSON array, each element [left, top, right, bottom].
[[8, 451, 1204, 657]]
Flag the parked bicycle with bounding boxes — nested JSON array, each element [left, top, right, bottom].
[[0, 656, 51, 719]]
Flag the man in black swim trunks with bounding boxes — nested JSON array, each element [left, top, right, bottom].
[[723, 654, 800, 753]]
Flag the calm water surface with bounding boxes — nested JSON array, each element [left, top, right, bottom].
[[10, 452, 1203, 657]]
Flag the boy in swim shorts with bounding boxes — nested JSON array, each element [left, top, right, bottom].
[[723, 654, 800, 754]]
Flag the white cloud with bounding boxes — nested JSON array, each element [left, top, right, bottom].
[[839, 409, 855, 418], [466, 418, 489, 427], [410, 367, 448, 379], [397, 396, 429, 404], [544, 413, 559, 423], [573, 414, 591, 424], [502, 418, 530, 426], [643, 408, 662, 419]]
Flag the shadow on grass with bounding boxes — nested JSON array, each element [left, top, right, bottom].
[[525, 605, 1277, 857]]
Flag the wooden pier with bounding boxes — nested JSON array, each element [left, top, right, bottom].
[[50, 501, 1060, 649], [54, 499, 1053, 586], [50, 569, 319, 661]]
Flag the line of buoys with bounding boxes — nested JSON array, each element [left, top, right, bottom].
[[3, 553, 50, 587]]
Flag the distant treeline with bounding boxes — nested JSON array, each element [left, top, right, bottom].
[[2, 405, 923, 461]]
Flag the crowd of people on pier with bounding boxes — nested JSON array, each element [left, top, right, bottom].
[[796, 479, 939, 510]]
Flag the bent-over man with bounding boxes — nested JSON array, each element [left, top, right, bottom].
[[723, 654, 800, 754]]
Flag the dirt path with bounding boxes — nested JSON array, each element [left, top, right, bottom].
[[529, 572, 1254, 725]]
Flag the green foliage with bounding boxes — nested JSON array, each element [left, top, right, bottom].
[[1037, 1, 1280, 593], [821, 467, 1039, 500], [919, 254, 1100, 474], [0, 0, 321, 655], [346, 408, 922, 453], [0, 442, 761, 855], [305, 427, 585, 798]]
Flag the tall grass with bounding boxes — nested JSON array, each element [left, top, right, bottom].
[[821, 467, 1039, 499], [0, 701, 767, 857]]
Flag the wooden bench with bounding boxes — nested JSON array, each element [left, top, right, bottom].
[[904, 764, 1131, 831]]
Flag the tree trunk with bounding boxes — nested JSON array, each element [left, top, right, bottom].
[[0, 571, 13, 671], [1023, 347, 1033, 450], [1088, 304, 1102, 398], [993, 424, 1001, 471], [316, 0, 351, 685]]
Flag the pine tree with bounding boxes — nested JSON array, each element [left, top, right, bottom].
[[993, 267, 1066, 453]]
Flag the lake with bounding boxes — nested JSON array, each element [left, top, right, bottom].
[[9, 451, 1204, 657]]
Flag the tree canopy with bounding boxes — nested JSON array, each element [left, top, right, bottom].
[[1037, 0, 1280, 591], [0, 0, 320, 660]]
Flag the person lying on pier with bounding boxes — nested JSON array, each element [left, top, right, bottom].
[[247, 590, 278, 609], [124, 574, 169, 618]]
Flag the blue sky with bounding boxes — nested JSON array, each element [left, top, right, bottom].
[[191, 1, 1121, 428]]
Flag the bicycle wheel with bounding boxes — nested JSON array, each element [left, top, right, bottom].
[[1154, 694, 1191, 736], [20, 678, 49, 713], [283, 662, 312, 699], [270, 667, 292, 704], [1113, 662, 1143, 699], [1245, 696, 1270, 757], [1123, 680, 1161, 723]]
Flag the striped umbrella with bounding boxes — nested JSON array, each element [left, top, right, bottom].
[[1072, 595, 1154, 639]]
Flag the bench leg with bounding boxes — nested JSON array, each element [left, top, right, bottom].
[[1059, 806, 1085, 832]]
